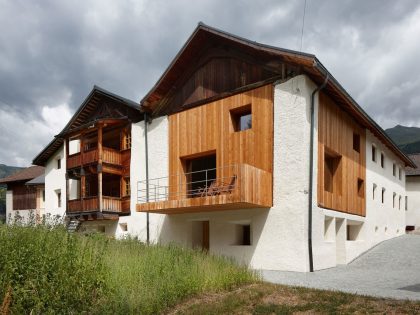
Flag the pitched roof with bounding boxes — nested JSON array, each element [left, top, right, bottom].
[[140, 22, 415, 168], [0, 166, 44, 184], [26, 173, 45, 185], [406, 154, 420, 176], [33, 86, 141, 166]]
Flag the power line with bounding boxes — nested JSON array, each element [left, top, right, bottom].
[[300, 0, 307, 52]]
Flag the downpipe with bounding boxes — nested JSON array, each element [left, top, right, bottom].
[[308, 68, 329, 272], [144, 112, 150, 244]]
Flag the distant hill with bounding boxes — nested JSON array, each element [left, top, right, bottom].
[[385, 125, 420, 154], [0, 164, 23, 180]]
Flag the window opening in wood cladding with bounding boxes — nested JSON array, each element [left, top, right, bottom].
[[324, 150, 342, 195], [353, 133, 360, 152], [372, 145, 376, 162], [357, 178, 364, 198], [230, 104, 252, 132], [381, 153, 385, 168], [183, 154, 216, 198]]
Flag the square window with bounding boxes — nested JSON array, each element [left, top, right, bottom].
[[230, 105, 252, 132], [234, 224, 251, 245], [119, 223, 128, 232], [372, 145, 376, 162], [353, 133, 360, 152]]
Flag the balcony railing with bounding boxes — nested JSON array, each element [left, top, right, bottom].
[[136, 163, 272, 214], [67, 196, 130, 214], [67, 147, 123, 169]]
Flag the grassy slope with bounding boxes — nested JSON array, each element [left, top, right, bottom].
[[172, 283, 420, 314], [385, 125, 420, 154], [0, 224, 255, 314]]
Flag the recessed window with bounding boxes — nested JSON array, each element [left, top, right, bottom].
[[230, 105, 252, 132], [399, 195, 401, 210], [357, 178, 364, 198], [372, 183, 377, 200], [398, 168, 402, 180], [381, 188, 385, 204], [347, 223, 363, 241], [324, 150, 342, 194], [381, 153, 385, 168], [372, 145, 376, 162], [56, 190, 62, 208], [234, 224, 251, 245], [123, 177, 130, 196], [405, 196, 408, 211], [353, 133, 360, 152], [42, 189, 45, 202], [393, 163, 396, 177], [393, 192, 396, 208], [57, 158, 61, 169], [119, 223, 128, 232], [324, 216, 334, 241]]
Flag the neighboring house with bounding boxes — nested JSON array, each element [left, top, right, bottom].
[[32, 24, 414, 272], [405, 153, 420, 230], [0, 166, 45, 223]]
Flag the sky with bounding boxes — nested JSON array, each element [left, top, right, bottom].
[[1, 0, 420, 166]]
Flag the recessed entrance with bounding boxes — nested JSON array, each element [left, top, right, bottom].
[[192, 220, 209, 251]]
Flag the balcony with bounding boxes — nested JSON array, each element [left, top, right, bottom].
[[136, 164, 272, 214], [67, 147, 124, 169], [67, 196, 130, 214]]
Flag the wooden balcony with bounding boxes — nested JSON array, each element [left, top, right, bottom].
[[67, 147, 123, 169], [136, 164, 272, 214], [67, 196, 130, 214]]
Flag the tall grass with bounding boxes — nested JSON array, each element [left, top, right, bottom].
[[0, 223, 256, 314]]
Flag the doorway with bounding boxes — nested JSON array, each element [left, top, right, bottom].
[[192, 220, 209, 251], [184, 154, 216, 197]]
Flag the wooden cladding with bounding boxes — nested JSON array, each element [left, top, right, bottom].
[[68, 196, 130, 214], [318, 92, 366, 216], [167, 84, 273, 209], [11, 183, 37, 210]]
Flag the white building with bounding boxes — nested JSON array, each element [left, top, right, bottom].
[[32, 24, 415, 272], [405, 153, 420, 231]]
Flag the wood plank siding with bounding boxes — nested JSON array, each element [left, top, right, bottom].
[[318, 91, 366, 216], [10, 183, 37, 210], [168, 84, 273, 208]]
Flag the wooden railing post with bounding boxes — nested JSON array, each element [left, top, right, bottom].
[[98, 125, 103, 212]]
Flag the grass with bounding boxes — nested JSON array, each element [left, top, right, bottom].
[[0, 222, 255, 314], [171, 283, 420, 314]]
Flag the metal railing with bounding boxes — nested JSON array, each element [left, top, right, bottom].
[[137, 164, 239, 203]]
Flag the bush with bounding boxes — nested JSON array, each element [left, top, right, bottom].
[[0, 224, 256, 314]]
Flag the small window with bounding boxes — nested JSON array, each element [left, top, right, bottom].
[[124, 177, 131, 196], [347, 223, 362, 241], [234, 224, 251, 245], [57, 158, 61, 169], [381, 188, 385, 204], [372, 183, 377, 200], [381, 153, 385, 168], [372, 145, 376, 162], [42, 189, 45, 202], [357, 178, 364, 198], [119, 223, 128, 232], [353, 133, 360, 152], [230, 105, 252, 132], [398, 168, 402, 180], [56, 190, 62, 208], [393, 192, 396, 208], [393, 163, 396, 177], [405, 196, 408, 211], [399, 195, 402, 210]]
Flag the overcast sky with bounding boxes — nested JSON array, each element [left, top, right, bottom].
[[1, 0, 420, 166]]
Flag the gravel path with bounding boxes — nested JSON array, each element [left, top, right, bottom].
[[262, 235, 420, 300]]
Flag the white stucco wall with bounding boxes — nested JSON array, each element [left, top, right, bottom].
[[406, 176, 420, 227], [5, 190, 13, 223], [44, 144, 66, 219]]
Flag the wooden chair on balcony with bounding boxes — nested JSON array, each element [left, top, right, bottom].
[[200, 175, 237, 197], [217, 175, 237, 195]]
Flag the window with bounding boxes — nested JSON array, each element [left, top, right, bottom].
[[372, 183, 377, 200], [393, 192, 396, 208], [353, 133, 360, 152], [119, 223, 128, 232], [230, 104, 252, 132], [405, 196, 408, 211], [399, 195, 402, 210], [398, 168, 402, 180], [347, 222, 363, 241], [324, 150, 342, 194], [381, 153, 385, 168], [234, 224, 251, 245], [393, 163, 396, 177], [123, 129, 131, 150], [56, 190, 62, 208], [357, 178, 364, 198], [372, 145, 377, 162], [57, 158, 61, 169], [42, 189, 45, 202], [184, 153, 217, 198], [381, 188, 385, 204]]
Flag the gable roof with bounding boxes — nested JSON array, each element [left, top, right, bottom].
[[0, 166, 44, 184], [140, 22, 415, 168], [26, 173, 45, 185], [33, 86, 141, 166], [406, 153, 420, 176]]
